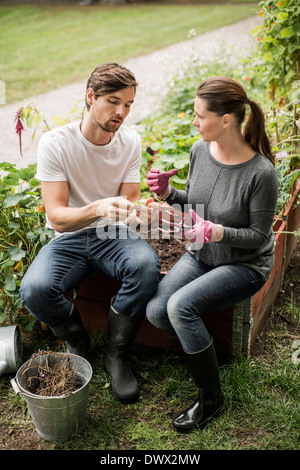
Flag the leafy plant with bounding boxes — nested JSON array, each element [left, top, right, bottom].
[[252, 0, 300, 102], [0, 101, 85, 329], [275, 155, 300, 216], [144, 113, 199, 190], [0, 162, 53, 330]]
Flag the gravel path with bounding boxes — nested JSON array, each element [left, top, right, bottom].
[[0, 16, 261, 168]]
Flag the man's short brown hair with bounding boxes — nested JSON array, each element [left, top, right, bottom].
[[85, 62, 138, 110]]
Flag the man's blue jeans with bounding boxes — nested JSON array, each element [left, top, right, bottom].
[[146, 252, 265, 353], [20, 226, 161, 327]]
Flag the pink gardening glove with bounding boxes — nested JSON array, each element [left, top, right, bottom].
[[183, 209, 213, 244], [146, 168, 178, 197]]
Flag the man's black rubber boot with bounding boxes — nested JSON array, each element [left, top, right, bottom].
[[50, 305, 90, 359], [105, 304, 141, 404]]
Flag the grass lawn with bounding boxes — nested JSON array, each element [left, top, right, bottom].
[[0, 2, 257, 103]]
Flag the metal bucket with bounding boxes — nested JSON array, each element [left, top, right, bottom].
[[11, 352, 93, 442], [0, 325, 23, 376]]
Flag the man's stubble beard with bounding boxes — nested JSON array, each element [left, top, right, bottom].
[[97, 119, 122, 133]]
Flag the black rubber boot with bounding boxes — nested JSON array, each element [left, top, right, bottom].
[[105, 303, 141, 404], [172, 339, 224, 432], [50, 305, 90, 359]]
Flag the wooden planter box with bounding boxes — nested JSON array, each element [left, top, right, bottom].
[[75, 181, 299, 359]]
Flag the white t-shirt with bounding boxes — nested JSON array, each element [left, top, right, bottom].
[[37, 121, 141, 233]]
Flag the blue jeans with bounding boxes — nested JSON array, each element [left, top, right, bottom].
[[146, 252, 265, 353], [20, 226, 161, 327]]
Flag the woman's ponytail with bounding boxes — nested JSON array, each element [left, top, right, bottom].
[[243, 100, 275, 166]]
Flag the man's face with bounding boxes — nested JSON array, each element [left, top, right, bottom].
[[87, 86, 135, 133]]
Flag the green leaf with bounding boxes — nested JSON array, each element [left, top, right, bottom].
[[281, 26, 293, 38], [174, 152, 190, 169], [33, 114, 40, 127], [4, 274, 16, 292], [263, 35, 274, 43], [4, 194, 22, 208], [52, 115, 68, 126], [22, 316, 36, 332], [263, 52, 274, 62], [160, 154, 177, 163], [25, 113, 33, 128], [161, 138, 177, 151], [150, 142, 161, 151], [9, 247, 26, 261], [285, 68, 296, 84], [172, 174, 187, 184], [0, 162, 16, 173], [26, 230, 36, 241], [277, 12, 289, 22], [9, 222, 20, 229]]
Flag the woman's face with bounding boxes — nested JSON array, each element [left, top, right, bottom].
[[193, 96, 226, 142]]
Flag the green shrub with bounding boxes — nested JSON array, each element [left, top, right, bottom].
[[0, 162, 53, 330], [251, 0, 300, 102]]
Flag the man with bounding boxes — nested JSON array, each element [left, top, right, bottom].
[[20, 63, 161, 403]]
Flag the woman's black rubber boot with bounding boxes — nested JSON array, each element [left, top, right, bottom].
[[172, 339, 224, 432]]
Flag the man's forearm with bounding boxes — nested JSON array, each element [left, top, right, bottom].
[[47, 196, 136, 233], [48, 203, 99, 232]]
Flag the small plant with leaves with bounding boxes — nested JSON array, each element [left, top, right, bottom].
[[142, 112, 199, 192], [275, 153, 299, 216]]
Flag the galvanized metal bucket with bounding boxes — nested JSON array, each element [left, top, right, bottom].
[[0, 325, 23, 376], [11, 352, 93, 442]]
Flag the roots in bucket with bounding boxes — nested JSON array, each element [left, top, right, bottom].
[[22, 351, 81, 396]]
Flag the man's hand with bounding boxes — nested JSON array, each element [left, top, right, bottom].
[[95, 196, 134, 222], [128, 198, 158, 228], [95, 196, 155, 227]]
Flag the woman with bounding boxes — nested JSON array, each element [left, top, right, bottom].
[[146, 76, 278, 432]]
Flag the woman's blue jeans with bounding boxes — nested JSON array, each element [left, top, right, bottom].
[[146, 252, 265, 353], [20, 226, 161, 327]]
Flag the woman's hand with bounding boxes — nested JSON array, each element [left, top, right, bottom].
[[146, 168, 178, 199], [183, 209, 224, 244]]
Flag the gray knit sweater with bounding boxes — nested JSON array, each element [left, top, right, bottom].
[[166, 139, 279, 280]]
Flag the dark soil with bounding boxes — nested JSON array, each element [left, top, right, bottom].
[[148, 236, 188, 272]]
